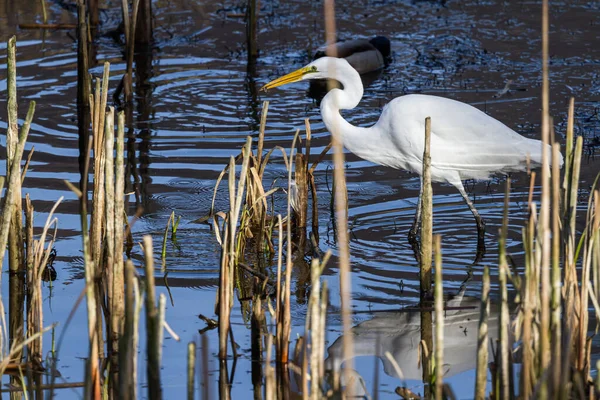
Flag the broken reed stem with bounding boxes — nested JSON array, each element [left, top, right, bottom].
[[421, 117, 433, 297], [0, 101, 35, 282], [6, 36, 25, 275], [143, 236, 162, 400], [90, 63, 110, 264], [474, 266, 490, 400], [188, 342, 196, 400], [433, 235, 443, 400]]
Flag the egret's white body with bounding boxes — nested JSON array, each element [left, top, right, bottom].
[[262, 56, 562, 250]]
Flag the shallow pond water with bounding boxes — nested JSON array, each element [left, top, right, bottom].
[[0, 0, 599, 398]]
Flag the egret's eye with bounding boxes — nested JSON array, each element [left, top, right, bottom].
[[310, 66, 318, 73]]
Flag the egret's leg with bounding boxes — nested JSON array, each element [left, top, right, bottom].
[[408, 181, 423, 241], [456, 183, 486, 255]]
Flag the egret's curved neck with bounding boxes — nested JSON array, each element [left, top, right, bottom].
[[319, 63, 376, 157]]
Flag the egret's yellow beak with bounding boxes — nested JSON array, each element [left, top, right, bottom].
[[260, 66, 313, 91]]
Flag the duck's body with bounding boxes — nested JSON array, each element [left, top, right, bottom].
[[313, 36, 391, 75]]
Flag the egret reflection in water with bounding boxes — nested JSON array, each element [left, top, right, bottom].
[[326, 287, 499, 383]]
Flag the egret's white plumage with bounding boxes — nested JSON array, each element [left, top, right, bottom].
[[262, 56, 562, 250]]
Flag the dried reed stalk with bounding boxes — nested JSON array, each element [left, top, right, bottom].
[[498, 178, 511, 400], [143, 236, 162, 399], [281, 131, 300, 364], [421, 117, 433, 297], [75, 138, 101, 399], [114, 110, 126, 357], [475, 266, 490, 399], [551, 142, 562, 393], [308, 252, 331, 399], [217, 136, 251, 360], [251, 277, 265, 399], [104, 108, 118, 396], [90, 63, 110, 264], [119, 260, 136, 399], [6, 36, 25, 275], [538, 2, 551, 390], [433, 235, 443, 400]]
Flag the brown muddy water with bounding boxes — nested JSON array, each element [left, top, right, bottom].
[[1, 0, 599, 398]]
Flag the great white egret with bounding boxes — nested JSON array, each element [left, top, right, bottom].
[[309, 36, 391, 100], [261, 56, 562, 252]]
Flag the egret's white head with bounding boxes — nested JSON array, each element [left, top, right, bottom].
[[261, 57, 349, 91]]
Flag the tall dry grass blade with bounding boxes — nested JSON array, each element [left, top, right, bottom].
[[498, 178, 511, 400], [475, 266, 490, 399], [218, 208, 231, 358], [143, 236, 162, 400], [539, 1, 551, 391], [421, 117, 433, 297], [433, 235, 443, 400], [551, 142, 562, 394], [521, 214, 535, 399], [257, 101, 269, 169], [323, 1, 354, 391], [119, 260, 136, 399], [562, 98, 575, 198], [275, 214, 283, 357]]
